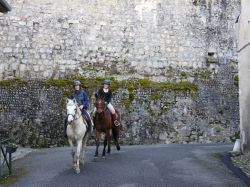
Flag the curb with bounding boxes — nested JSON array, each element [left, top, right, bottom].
[[12, 147, 34, 161], [220, 152, 250, 186]]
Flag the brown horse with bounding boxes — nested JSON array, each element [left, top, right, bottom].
[[93, 96, 120, 158]]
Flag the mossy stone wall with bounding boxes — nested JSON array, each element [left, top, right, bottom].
[[0, 64, 239, 146]]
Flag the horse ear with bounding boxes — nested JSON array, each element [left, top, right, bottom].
[[73, 98, 77, 104]]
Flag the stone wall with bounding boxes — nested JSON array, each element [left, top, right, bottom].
[[0, 0, 240, 81], [0, 0, 240, 146], [0, 63, 239, 146]]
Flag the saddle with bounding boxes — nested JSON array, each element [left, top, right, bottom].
[[82, 114, 92, 133], [97, 108, 120, 126]]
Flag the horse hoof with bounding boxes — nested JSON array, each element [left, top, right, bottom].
[[75, 168, 80, 174], [116, 145, 120, 151], [102, 156, 105, 159]]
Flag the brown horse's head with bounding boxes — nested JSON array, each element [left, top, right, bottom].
[[95, 96, 105, 114]]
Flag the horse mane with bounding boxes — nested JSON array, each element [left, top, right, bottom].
[[75, 105, 82, 117]]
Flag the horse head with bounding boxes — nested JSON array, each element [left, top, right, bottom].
[[95, 95, 105, 114], [66, 98, 80, 123]]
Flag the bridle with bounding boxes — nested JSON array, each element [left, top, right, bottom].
[[95, 98, 106, 114], [66, 101, 81, 123]]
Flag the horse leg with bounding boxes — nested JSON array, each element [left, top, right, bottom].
[[114, 127, 120, 151], [80, 133, 88, 166], [107, 130, 111, 154], [114, 111, 121, 150], [75, 140, 82, 174], [95, 131, 100, 157], [68, 138, 76, 169], [102, 135, 107, 158]]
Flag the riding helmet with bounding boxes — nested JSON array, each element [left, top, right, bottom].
[[73, 80, 81, 86], [103, 79, 111, 85]]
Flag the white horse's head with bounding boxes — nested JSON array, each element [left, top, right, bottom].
[[66, 98, 79, 123]]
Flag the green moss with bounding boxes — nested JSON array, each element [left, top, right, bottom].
[[190, 92, 199, 99], [233, 75, 239, 86], [123, 98, 131, 109], [0, 79, 28, 87], [7, 77, 197, 110], [41, 77, 117, 94], [180, 71, 187, 77], [120, 78, 198, 92], [154, 81, 198, 92], [122, 92, 135, 109], [41, 77, 197, 93], [0, 174, 21, 185], [63, 89, 72, 97], [230, 131, 240, 142], [109, 79, 120, 91], [127, 84, 135, 92], [0, 167, 26, 186], [129, 92, 135, 102], [194, 71, 212, 79], [42, 79, 71, 87], [138, 78, 151, 88], [149, 93, 161, 100]]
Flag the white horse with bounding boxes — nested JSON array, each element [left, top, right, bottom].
[[66, 98, 88, 174]]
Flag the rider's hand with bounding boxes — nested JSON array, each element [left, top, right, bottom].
[[79, 105, 84, 110]]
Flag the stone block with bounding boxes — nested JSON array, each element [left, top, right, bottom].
[[19, 64, 26, 71], [3, 48, 12, 53]]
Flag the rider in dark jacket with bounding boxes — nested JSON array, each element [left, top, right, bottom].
[[95, 79, 119, 125], [64, 80, 93, 138], [96, 87, 112, 104], [71, 86, 89, 110]]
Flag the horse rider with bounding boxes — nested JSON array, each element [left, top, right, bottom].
[[94, 79, 119, 125], [64, 80, 93, 138]]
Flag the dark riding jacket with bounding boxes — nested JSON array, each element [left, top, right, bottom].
[[96, 89, 112, 104], [71, 90, 89, 110]]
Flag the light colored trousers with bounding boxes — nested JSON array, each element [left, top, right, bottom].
[[94, 103, 115, 114]]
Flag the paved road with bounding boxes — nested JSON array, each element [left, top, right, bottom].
[[5, 144, 247, 187]]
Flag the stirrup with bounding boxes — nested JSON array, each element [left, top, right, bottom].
[[114, 120, 120, 126]]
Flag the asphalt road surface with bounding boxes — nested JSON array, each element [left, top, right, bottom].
[[5, 144, 247, 187]]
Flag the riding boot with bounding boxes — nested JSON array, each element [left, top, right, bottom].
[[83, 115, 92, 134], [64, 118, 68, 138]]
